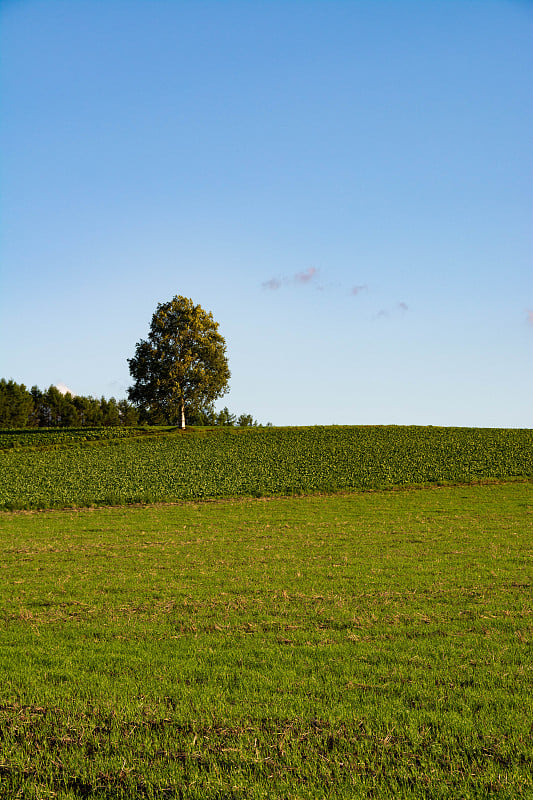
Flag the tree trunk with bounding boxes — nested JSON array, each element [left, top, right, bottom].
[[180, 397, 186, 429]]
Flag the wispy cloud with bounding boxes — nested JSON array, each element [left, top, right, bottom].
[[262, 277, 282, 291], [262, 268, 318, 290], [375, 302, 409, 320], [261, 272, 410, 321], [527, 309, 533, 326], [294, 267, 317, 285]]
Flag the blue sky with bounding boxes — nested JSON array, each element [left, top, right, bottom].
[[1, 0, 531, 427]]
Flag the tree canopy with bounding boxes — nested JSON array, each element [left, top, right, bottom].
[[127, 296, 230, 428], [0, 380, 138, 428]]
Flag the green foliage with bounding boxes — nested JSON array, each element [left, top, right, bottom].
[[0, 426, 149, 452], [0, 379, 34, 427], [0, 484, 531, 798], [128, 296, 230, 428], [237, 412, 256, 427], [0, 380, 139, 428], [185, 406, 260, 427], [215, 405, 236, 426], [0, 425, 531, 510], [0, 379, 257, 430]]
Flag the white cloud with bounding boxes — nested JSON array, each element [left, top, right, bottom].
[[55, 383, 75, 396]]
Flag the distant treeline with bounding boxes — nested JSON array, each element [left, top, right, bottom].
[[0, 380, 263, 429]]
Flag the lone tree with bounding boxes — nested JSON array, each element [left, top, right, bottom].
[[128, 296, 230, 429]]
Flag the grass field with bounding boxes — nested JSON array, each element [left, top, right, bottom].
[[0, 482, 531, 798]]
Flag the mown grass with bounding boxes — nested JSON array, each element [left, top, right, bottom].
[[0, 482, 531, 798]]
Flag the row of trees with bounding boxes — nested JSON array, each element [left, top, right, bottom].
[[0, 380, 261, 429], [0, 381, 138, 428]]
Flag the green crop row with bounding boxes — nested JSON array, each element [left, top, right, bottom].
[[1, 425, 531, 510], [0, 426, 144, 450], [0, 425, 183, 451]]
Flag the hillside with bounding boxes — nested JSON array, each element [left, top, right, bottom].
[[1, 425, 532, 511]]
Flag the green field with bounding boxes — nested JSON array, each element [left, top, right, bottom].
[[0, 482, 532, 798], [1, 425, 532, 510]]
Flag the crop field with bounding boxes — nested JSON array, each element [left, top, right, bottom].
[[1, 425, 532, 510], [0, 483, 531, 798], [0, 426, 163, 451]]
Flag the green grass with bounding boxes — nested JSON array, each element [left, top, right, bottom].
[[0, 482, 531, 798], [1, 425, 532, 510]]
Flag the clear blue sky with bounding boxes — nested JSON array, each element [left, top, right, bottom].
[[1, 0, 531, 427]]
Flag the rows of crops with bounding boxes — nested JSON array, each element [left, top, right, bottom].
[[0, 426, 148, 450], [1, 425, 531, 510]]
